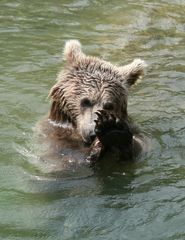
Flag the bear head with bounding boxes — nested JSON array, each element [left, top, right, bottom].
[[49, 40, 146, 144]]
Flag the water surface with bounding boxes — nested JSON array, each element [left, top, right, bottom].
[[1, 0, 185, 239]]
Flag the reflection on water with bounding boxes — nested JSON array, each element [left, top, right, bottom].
[[1, 0, 185, 239]]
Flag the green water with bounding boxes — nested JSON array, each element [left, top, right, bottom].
[[1, 0, 185, 239]]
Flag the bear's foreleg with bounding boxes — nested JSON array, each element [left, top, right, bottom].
[[94, 110, 134, 161]]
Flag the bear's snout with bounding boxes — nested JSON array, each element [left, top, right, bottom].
[[77, 111, 97, 144], [80, 124, 96, 145]]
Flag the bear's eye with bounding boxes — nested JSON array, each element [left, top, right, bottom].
[[103, 102, 114, 111], [80, 98, 92, 108]]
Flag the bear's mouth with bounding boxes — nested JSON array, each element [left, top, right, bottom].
[[83, 133, 96, 146]]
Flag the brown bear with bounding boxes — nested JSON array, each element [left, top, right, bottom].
[[40, 40, 146, 166]]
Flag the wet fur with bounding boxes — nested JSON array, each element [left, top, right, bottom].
[[41, 40, 147, 164]]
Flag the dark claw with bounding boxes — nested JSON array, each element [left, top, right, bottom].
[[95, 111, 104, 122], [94, 119, 98, 124], [95, 111, 102, 118]]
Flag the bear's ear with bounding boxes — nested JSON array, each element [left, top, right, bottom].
[[119, 59, 147, 87], [63, 40, 85, 64]]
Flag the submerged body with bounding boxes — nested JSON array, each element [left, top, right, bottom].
[[39, 113, 145, 166]]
